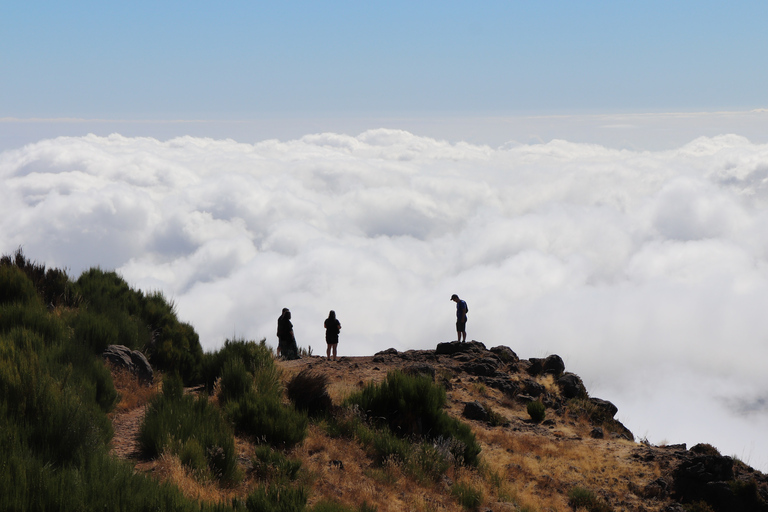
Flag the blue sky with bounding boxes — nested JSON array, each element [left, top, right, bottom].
[[3, 1, 768, 119]]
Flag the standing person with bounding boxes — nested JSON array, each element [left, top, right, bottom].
[[451, 294, 468, 342], [277, 308, 299, 360], [324, 310, 341, 361]]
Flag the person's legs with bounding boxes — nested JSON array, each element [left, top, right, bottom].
[[331, 343, 338, 361], [326, 343, 331, 359]]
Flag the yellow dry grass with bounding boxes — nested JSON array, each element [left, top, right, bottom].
[[108, 363, 159, 414]]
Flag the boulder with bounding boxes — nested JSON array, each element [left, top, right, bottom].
[[461, 357, 500, 377], [462, 401, 489, 422], [542, 354, 565, 376], [557, 373, 587, 399], [435, 340, 487, 356], [589, 398, 618, 419], [521, 379, 546, 398], [478, 376, 519, 398], [103, 345, 154, 384], [489, 345, 519, 363]]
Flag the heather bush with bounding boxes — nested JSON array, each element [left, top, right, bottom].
[[0, 264, 39, 305], [346, 370, 480, 466], [286, 369, 332, 417], [201, 338, 275, 392], [77, 269, 203, 384], [245, 484, 308, 512], [139, 373, 239, 483], [225, 391, 308, 449], [527, 400, 546, 423], [0, 248, 78, 308], [72, 310, 120, 354], [311, 500, 377, 512], [568, 487, 613, 512], [218, 357, 254, 404], [251, 444, 302, 482], [451, 481, 483, 510]]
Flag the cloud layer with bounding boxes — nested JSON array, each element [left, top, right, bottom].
[[2, 130, 768, 469]]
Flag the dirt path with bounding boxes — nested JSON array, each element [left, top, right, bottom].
[[110, 405, 147, 460]]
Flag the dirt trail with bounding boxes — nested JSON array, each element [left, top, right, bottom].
[[110, 405, 147, 460]]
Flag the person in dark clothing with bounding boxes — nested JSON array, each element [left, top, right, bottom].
[[451, 294, 468, 342], [324, 310, 341, 361], [277, 308, 299, 360]]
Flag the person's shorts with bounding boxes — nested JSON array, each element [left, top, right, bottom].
[[326, 335, 339, 345], [456, 320, 466, 332]]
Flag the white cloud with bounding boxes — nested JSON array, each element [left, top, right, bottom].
[[2, 129, 768, 470]]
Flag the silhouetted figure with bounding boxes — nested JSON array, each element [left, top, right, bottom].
[[324, 310, 341, 361], [277, 308, 300, 360], [451, 294, 468, 342]]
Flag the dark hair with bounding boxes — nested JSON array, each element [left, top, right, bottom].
[[327, 310, 336, 320]]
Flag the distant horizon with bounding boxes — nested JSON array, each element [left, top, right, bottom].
[[3, 108, 768, 153]]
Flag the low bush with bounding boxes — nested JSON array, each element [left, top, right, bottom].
[[202, 338, 278, 394], [245, 484, 308, 512], [251, 444, 302, 482], [139, 373, 239, 483], [311, 500, 377, 512], [218, 357, 254, 404], [346, 370, 481, 466], [527, 400, 546, 423], [451, 481, 483, 510], [568, 487, 613, 512], [286, 369, 332, 417], [226, 391, 308, 449]]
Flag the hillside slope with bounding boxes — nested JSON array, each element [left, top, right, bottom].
[[112, 340, 768, 512]]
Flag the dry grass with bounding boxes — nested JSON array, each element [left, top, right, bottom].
[[107, 363, 160, 414]]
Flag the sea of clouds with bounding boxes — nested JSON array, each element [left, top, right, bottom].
[[2, 129, 768, 470]]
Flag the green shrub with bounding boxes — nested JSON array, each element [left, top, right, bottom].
[[451, 482, 483, 510], [0, 302, 67, 342], [311, 501, 377, 512], [201, 338, 275, 393], [286, 369, 332, 417], [0, 264, 39, 305], [139, 380, 239, 483], [218, 357, 254, 404], [226, 392, 308, 449], [346, 370, 481, 466], [72, 310, 120, 354], [527, 400, 546, 423], [246, 484, 308, 512], [568, 487, 613, 512], [180, 438, 208, 474], [1, 248, 78, 308], [251, 444, 302, 482]]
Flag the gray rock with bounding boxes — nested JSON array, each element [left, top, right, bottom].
[[461, 358, 499, 377], [489, 345, 519, 363], [103, 345, 154, 384], [557, 373, 587, 399], [462, 401, 489, 422], [522, 379, 546, 398], [589, 397, 618, 418]]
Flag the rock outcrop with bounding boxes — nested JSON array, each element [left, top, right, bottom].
[[103, 345, 154, 384]]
